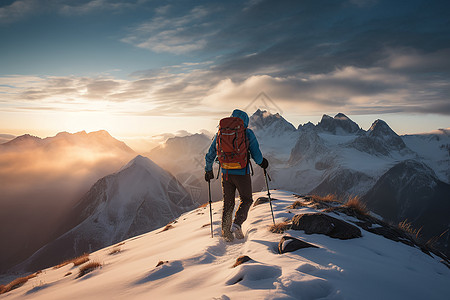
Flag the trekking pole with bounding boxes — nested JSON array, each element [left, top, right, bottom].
[[208, 180, 214, 238], [264, 169, 275, 225]]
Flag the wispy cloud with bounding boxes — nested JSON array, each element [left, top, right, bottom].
[[0, 0, 39, 23], [122, 5, 219, 54], [0, 0, 142, 22], [1, 0, 450, 118]]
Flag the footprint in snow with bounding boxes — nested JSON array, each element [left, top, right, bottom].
[[279, 273, 336, 300]]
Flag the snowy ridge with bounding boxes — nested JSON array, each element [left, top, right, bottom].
[[3, 190, 449, 299], [13, 155, 197, 273]]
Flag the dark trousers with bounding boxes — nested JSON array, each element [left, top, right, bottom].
[[221, 173, 253, 233]]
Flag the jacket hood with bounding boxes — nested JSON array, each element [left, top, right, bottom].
[[231, 109, 249, 127]]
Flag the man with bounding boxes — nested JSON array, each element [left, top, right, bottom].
[[205, 109, 268, 242]]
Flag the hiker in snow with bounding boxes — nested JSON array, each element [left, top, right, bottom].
[[204, 109, 268, 242]]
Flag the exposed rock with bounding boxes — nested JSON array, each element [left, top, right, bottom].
[[350, 119, 407, 156], [232, 255, 252, 268], [288, 129, 328, 165], [310, 168, 374, 198], [278, 236, 318, 254], [249, 109, 296, 133], [291, 213, 362, 239], [316, 113, 361, 134]]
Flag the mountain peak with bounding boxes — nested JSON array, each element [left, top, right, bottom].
[[334, 113, 349, 120], [317, 113, 360, 135], [120, 155, 161, 174], [368, 119, 398, 137], [249, 110, 296, 133], [2, 133, 42, 147]]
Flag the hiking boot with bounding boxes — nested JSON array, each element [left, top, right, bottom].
[[232, 223, 244, 239], [222, 230, 234, 242]]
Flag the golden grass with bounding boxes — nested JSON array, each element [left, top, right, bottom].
[[160, 224, 174, 233], [310, 194, 340, 203], [54, 253, 90, 269], [73, 254, 90, 266], [269, 221, 291, 234], [0, 273, 37, 295], [199, 202, 209, 208], [108, 246, 122, 255], [287, 201, 308, 209], [398, 220, 422, 240], [342, 195, 368, 215], [77, 261, 102, 278]]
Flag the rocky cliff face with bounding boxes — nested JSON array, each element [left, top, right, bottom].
[[363, 160, 450, 256], [350, 119, 408, 156], [316, 113, 361, 135]]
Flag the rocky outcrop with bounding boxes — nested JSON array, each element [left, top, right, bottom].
[[291, 213, 362, 239], [278, 236, 319, 254]]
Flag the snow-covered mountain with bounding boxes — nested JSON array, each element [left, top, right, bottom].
[[233, 111, 449, 256], [12, 155, 198, 273], [316, 113, 362, 135], [363, 160, 450, 254], [2, 190, 449, 299], [2, 130, 134, 153], [0, 130, 137, 274], [146, 133, 221, 205]]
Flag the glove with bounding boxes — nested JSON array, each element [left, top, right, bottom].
[[259, 157, 268, 169], [205, 170, 214, 182]]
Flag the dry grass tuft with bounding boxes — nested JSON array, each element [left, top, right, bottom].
[[108, 246, 122, 255], [398, 220, 422, 241], [64, 272, 72, 277], [269, 221, 291, 234], [426, 229, 449, 249], [199, 202, 209, 208], [0, 274, 37, 295], [310, 194, 340, 203], [72, 254, 90, 266], [160, 224, 174, 233], [287, 201, 308, 209], [343, 196, 368, 215], [54, 253, 90, 269], [77, 261, 102, 278]]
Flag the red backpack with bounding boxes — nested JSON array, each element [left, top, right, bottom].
[[216, 117, 249, 169]]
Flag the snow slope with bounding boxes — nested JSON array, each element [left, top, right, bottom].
[[3, 190, 449, 300]]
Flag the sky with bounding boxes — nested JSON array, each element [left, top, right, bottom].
[[1, 0, 449, 151]]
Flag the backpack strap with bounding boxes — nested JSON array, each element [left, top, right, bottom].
[[216, 163, 221, 179]]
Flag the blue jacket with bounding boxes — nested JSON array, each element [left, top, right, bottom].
[[205, 109, 263, 175]]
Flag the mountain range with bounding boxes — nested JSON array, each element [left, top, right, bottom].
[[1, 110, 449, 277], [147, 109, 450, 256]]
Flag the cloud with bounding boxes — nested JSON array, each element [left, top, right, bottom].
[[0, 0, 39, 23], [2, 1, 450, 117], [0, 132, 136, 271], [122, 5, 218, 54], [0, 0, 143, 22]]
